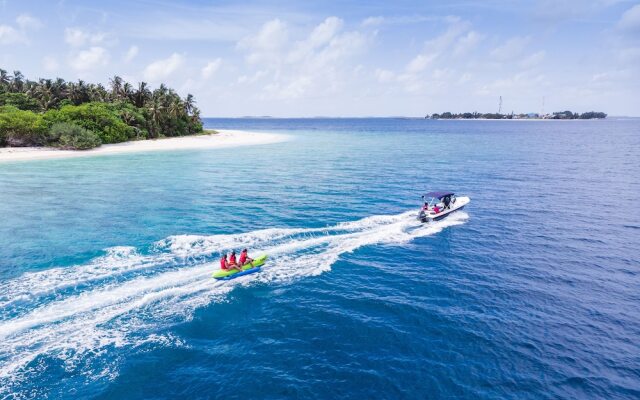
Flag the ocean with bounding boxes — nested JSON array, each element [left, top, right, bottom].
[[0, 118, 639, 399]]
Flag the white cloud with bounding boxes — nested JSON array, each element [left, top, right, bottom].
[[64, 28, 108, 47], [425, 17, 471, 51], [0, 12, 44, 47], [201, 58, 222, 79], [404, 17, 471, 74], [396, 72, 425, 93], [458, 72, 472, 84], [591, 69, 632, 82], [617, 46, 640, 62], [312, 30, 366, 67], [454, 31, 482, 56], [375, 68, 395, 83], [375, 17, 475, 94], [69, 46, 109, 70], [236, 16, 370, 101], [42, 56, 59, 72], [477, 71, 548, 96], [491, 36, 531, 61], [288, 17, 346, 64], [0, 25, 23, 44], [143, 53, 184, 81], [237, 19, 288, 65], [519, 50, 546, 68], [0, 14, 41, 45], [432, 68, 453, 79], [237, 69, 267, 84], [362, 16, 384, 27], [406, 53, 436, 73], [263, 76, 313, 100], [65, 28, 88, 46], [618, 4, 640, 32], [124, 45, 139, 63], [16, 14, 42, 30], [588, 69, 634, 91], [308, 16, 343, 48]]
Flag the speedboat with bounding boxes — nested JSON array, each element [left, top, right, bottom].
[[418, 191, 470, 223]]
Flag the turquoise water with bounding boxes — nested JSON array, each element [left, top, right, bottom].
[[1, 118, 639, 399]]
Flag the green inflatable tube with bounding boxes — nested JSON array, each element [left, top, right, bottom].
[[212, 254, 268, 279]]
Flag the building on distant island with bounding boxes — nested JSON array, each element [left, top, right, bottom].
[[426, 111, 607, 120]]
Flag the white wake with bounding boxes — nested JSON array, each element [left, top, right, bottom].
[[0, 210, 468, 390]]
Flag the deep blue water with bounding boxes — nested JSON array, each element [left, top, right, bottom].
[[0, 118, 639, 399]]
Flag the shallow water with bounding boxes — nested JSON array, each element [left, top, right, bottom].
[[0, 118, 639, 399]]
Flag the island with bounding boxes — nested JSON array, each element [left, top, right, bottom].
[[426, 111, 607, 120], [0, 69, 203, 150]]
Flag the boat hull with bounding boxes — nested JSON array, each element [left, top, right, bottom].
[[215, 266, 262, 280], [418, 196, 470, 223]]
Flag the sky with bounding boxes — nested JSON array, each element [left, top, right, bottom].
[[1, 0, 639, 117]]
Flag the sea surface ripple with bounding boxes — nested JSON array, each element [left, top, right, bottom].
[[0, 118, 639, 399]]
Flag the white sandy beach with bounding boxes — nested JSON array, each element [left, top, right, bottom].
[[0, 129, 288, 163]]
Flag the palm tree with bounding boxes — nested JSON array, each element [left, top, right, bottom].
[[189, 107, 201, 133], [1, 70, 204, 144], [0, 69, 10, 90], [168, 98, 182, 119], [133, 82, 151, 108], [109, 76, 123, 100], [11, 70, 24, 92], [122, 82, 134, 103], [154, 84, 169, 102], [146, 97, 165, 137], [52, 78, 68, 105], [31, 79, 54, 110], [88, 83, 109, 102], [184, 94, 196, 115], [68, 80, 90, 105]]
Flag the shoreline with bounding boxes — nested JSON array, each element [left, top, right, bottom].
[[428, 118, 607, 121], [0, 129, 289, 163]]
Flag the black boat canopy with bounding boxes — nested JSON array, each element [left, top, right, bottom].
[[422, 191, 454, 199]]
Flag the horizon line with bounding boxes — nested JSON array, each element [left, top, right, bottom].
[[201, 115, 639, 119]]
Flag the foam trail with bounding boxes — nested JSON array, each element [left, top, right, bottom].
[[0, 210, 468, 392], [0, 247, 173, 312]]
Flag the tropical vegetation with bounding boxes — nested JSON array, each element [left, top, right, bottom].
[[0, 69, 203, 149], [427, 111, 607, 120]]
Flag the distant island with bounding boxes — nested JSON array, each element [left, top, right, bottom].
[[427, 111, 607, 120], [0, 69, 203, 150]]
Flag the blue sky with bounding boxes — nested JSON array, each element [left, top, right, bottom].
[[1, 0, 639, 116]]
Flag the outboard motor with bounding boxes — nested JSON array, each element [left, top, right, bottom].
[[418, 209, 428, 223], [418, 195, 427, 222]]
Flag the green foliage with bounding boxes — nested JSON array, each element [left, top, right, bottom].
[[190, 117, 203, 133], [0, 106, 47, 146], [0, 68, 204, 149], [580, 111, 607, 119], [107, 102, 149, 140], [0, 92, 40, 111], [430, 110, 607, 120], [552, 111, 576, 119], [43, 103, 133, 144], [50, 122, 102, 150]]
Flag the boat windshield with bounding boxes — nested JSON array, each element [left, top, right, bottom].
[[425, 197, 442, 206]]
